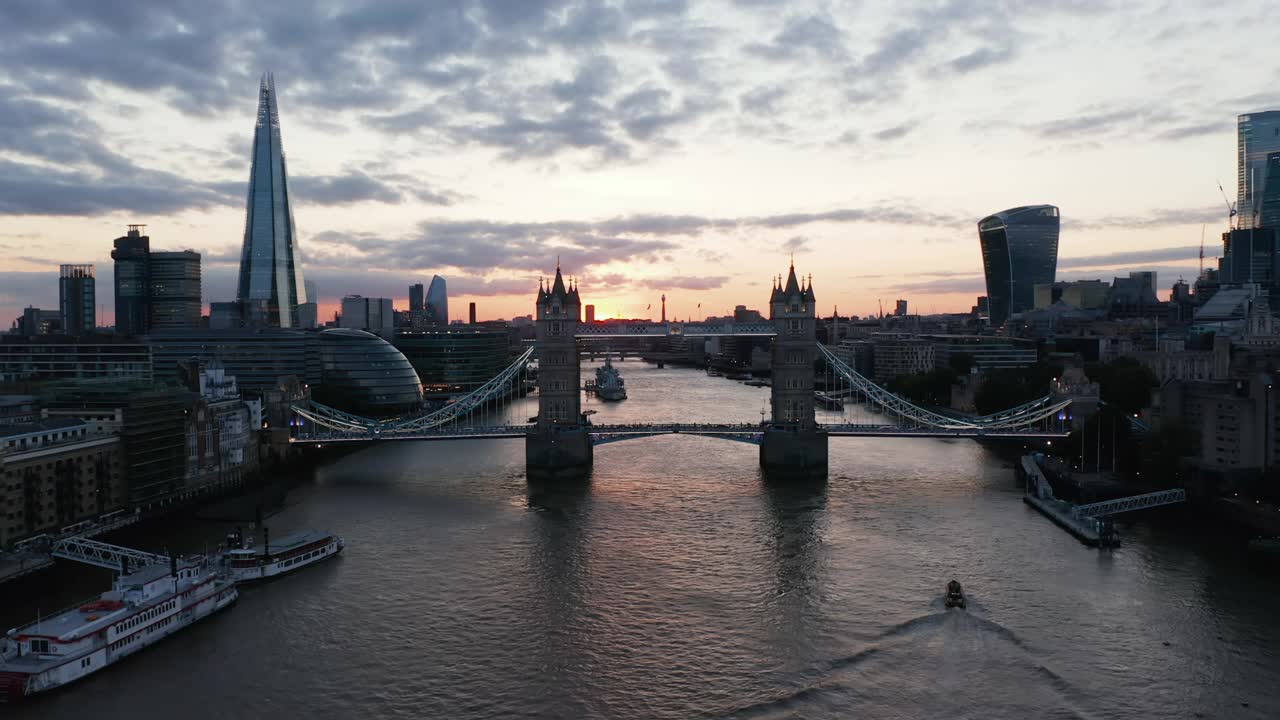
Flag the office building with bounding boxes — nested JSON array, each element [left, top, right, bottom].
[[1220, 226, 1280, 285], [977, 205, 1060, 325], [585, 304, 596, 323], [149, 251, 201, 329], [176, 360, 260, 492], [733, 305, 765, 323], [59, 264, 96, 335], [394, 329, 509, 396], [111, 225, 202, 333], [426, 275, 448, 326], [924, 334, 1037, 371], [871, 335, 935, 382], [1033, 280, 1110, 310], [314, 329, 423, 416], [339, 295, 394, 337], [39, 381, 189, 505], [235, 73, 308, 328], [0, 335, 151, 383], [209, 302, 242, 330], [469, 302, 477, 325], [1237, 111, 1280, 230], [0, 395, 38, 425], [111, 225, 151, 335], [0, 419, 125, 548], [145, 329, 420, 417], [409, 283, 424, 315], [297, 279, 318, 329], [894, 300, 908, 317], [13, 308, 61, 336], [146, 329, 321, 390]]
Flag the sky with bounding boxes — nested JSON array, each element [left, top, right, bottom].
[[1, 0, 1278, 326]]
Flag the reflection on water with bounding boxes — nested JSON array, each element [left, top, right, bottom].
[[6, 361, 1280, 719]]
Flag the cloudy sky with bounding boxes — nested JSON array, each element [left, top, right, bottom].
[[2, 0, 1277, 325]]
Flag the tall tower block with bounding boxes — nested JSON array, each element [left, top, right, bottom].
[[760, 262, 828, 479], [526, 266, 593, 482], [236, 73, 307, 328]]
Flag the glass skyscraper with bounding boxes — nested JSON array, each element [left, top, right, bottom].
[[426, 275, 448, 326], [978, 205, 1060, 326], [236, 72, 307, 327], [1238, 111, 1280, 229]]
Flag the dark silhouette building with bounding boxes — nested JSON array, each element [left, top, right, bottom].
[[111, 225, 202, 334], [977, 205, 1060, 326], [59, 264, 95, 335]]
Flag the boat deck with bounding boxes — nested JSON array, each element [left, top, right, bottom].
[[254, 530, 336, 558]]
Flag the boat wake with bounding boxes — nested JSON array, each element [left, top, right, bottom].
[[718, 605, 1098, 720]]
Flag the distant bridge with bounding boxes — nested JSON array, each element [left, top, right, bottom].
[[574, 322, 776, 338], [290, 421, 1069, 446]]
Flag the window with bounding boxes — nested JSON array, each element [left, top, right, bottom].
[[31, 639, 50, 653]]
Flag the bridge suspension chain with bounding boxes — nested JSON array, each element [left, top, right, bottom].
[[815, 343, 1071, 431], [292, 345, 536, 438]]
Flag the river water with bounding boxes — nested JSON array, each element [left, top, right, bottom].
[[7, 359, 1280, 719]]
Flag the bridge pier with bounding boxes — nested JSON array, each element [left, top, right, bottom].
[[526, 429, 593, 482], [759, 425, 828, 480]]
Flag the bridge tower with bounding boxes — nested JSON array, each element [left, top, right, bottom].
[[526, 265, 593, 482], [761, 262, 828, 479]]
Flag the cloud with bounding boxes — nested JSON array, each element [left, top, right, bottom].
[[289, 172, 459, 207], [1059, 245, 1202, 269], [872, 122, 915, 142], [1071, 206, 1223, 230], [746, 14, 849, 62], [783, 236, 810, 253], [290, 204, 967, 281], [638, 276, 730, 290], [944, 45, 1015, 74]]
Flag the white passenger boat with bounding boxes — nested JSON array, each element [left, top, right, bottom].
[[0, 556, 237, 701], [220, 528, 344, 583]]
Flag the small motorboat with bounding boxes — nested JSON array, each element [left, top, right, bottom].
[[944, 580, 966, 609]]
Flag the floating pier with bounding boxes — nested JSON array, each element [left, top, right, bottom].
[[1021, 455, 1112, 547], [1020, 455, 1186, 548]]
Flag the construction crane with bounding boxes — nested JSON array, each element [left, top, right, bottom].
[[1200, 224, 1205, 276], [1218, 181, 1237, 231]]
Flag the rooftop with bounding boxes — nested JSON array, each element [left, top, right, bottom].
[[0, 417, 86, 440]]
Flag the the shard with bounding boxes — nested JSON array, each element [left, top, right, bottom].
[[236, 72, 307, 328]]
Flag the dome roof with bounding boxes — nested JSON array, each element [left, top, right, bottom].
[[314, 328, 422, 417]]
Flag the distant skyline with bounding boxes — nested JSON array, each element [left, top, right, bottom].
[[2, 0, 1278, 325]]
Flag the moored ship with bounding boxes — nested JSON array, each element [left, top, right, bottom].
[[594, 357, 627, 401], [221, 528, 344, 583], [0, 555, 237, 702]]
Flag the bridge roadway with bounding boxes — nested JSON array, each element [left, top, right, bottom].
[[291, 422, 1070, 445]]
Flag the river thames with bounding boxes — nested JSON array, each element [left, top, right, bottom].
[[7, 360, 1280, 718]]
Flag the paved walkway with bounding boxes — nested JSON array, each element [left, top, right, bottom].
[[0, 550, 54, 584]]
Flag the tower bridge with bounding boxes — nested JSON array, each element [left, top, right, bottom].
[[290, 262, 1074, 481]]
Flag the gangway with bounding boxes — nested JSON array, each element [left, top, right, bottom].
[[1073, 489, 1186, 518], [49, 536, 167, 572]]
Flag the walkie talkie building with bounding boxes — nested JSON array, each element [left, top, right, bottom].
[[978, 205, 1060, 326], [236, 73, 308, 328]]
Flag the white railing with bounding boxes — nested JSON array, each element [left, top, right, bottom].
[[1073, 489, 1186, 518]]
